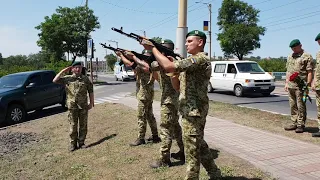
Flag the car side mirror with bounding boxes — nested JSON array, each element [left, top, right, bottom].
[[26, 82, 36, 88]]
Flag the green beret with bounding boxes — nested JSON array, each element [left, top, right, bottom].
[[315, 33, 320, 41], [142, 49, 152, 54], [186, 30, 206, 40], [161, 39, 174, 44], [289, 39, 301, 48], [72, 61, 82, 67]]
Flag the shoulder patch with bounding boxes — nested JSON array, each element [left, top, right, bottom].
[[191, 58, 197, 64]]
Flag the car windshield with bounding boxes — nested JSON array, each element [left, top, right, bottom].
[[236, 62, 265, 73], [124, 66, 133, 72], [0, 75, 28, 88]]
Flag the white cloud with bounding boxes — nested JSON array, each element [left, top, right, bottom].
[[0, 26, 41, 57]]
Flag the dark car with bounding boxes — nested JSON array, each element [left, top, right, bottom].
[[0, 70, 66, 124]]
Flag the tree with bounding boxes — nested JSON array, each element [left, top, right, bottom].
[[217, 0, 266, 60], [105, 54, 117, 71], [151, 37, 162, 44], [35, 6, 100, 62]]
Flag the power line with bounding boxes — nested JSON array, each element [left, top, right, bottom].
[[268, 20, 320, 32], [99, 0, 175, 14], [146, 4, 208, 30], [144, 0, 207, 29], [261, 4, 320, 22], [252, 0, 272, 6], [138, 0, 151, 9], [263, 10, 320, 26], [260, 0, 302, 13]]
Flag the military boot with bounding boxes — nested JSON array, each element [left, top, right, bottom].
[[150, 158, 171, 168], [312, 131, 320, 137], [78, 142, 87, 149], [129, 138, 146, 146], [284, 124, 297, 131], [295, 126, 304, 133], [69, 143, 77, 152], [171, 151, 185, 162], [208, 169, 222, 180], [146, 135, 161, 143]]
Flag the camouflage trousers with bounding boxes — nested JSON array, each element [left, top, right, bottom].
[[159, 104, 184, 161], [288, 88, 306, 127], [137, 99, 158, 139], [316, 91, 320, 129], [68, 108, 88, 146], [181, 114, 218, 180]]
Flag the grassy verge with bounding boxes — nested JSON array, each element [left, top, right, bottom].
[[153, 91, 320, 146], [0, 102, 275, 180]]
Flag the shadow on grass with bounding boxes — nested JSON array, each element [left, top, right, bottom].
[[86, 134, 117, 148]]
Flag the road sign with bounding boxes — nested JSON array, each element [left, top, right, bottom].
[[87, 39, 93, 59], [203, 21, 209, 31]]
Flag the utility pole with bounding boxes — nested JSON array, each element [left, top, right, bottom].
[[105, 48, 108, 73], [176, 0, 188, 58], [136, 30, 146, 37], [196, 2, 212, 60], [85, 0, 89, 69], [108, 40, 119, 63], [209, 3, 212, 61], [108, 40, 118, 48]]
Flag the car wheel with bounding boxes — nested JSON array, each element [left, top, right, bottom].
[[207, 82, 214, 93], [262, 92, 271, 97], [6, 104, 26, 124], [234, 84, 243, 97]]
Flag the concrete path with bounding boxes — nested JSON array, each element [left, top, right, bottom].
[[116, 96, 320, 180]]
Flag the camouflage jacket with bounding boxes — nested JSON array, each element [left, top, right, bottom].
[[135, 68, 154, 101], [158, 67, 179, 106], [286, 51, 314, 89], [315, 50, 320, 89], [173, 52, 211, 117], [56, 74, 93, 109]]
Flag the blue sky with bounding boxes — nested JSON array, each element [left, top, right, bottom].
[[1, 0, 320, 62]]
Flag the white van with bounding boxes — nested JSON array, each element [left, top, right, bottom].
[[208, 60, 275, 97], [114, 62, 136, 81]]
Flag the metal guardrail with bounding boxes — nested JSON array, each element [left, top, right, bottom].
[[269, 72, 286, 80]]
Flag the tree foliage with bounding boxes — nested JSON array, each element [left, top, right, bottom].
[[0, 53, 71, 77], [105, 54, 117, 71], [151, 37, 162, 44], [35, 6, 100, 62], [217, 0, 266, 60]]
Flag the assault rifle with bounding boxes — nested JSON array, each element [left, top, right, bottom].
[[99, 43, 150, 61], [111, 27, 181, 59], [100, 43, 155, 70]]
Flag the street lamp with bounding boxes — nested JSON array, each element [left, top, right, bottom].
[[195, 2, 212, 60], [135, 30, 146, 37], [108, 40, 118, 48]]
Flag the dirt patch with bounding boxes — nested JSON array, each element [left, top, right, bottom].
[[0, 131, 45, 156]]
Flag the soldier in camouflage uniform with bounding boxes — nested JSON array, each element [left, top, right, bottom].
[[115, 50, 161, 146], [312, 33, 320, 137], [284, 39, 314, 133], [149, 39, 185, 168], [53, 61, 94, 151], [141, 30, 220, 180]]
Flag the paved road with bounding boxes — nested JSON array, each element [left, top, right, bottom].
[[94, 74, 319, 120], [2, 74, 317, 128]]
